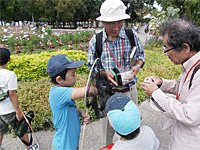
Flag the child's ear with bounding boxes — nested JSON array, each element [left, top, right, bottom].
[[56, 76, 63, 84]]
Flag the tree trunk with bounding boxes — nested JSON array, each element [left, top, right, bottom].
[[56, 19, 58, 28]]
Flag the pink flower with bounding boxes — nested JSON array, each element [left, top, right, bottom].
[[69, 46, 74, 50], [56, 49, 61, 52], [0, 44, 5, 48], [80, 38, 84, 42], [68, 41, 73, 45], [86, 37, 90, 41], [59, 42, 64, 46], [15, 46, 22, 53]]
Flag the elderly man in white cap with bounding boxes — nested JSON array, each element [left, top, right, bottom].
[[87, 0, 145, 147]]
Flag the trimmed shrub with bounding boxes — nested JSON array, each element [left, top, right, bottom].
[[7, 50, 88, 81], [17, 74, 99, 131]]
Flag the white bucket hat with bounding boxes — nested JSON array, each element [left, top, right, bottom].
[[96, 0, 130, 22]]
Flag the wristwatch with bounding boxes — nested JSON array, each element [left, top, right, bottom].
[[136, 64, 141, 70]]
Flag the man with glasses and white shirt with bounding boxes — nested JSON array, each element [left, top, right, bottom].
[[140, 19, 200, 150], [87, 0, 145, 147]]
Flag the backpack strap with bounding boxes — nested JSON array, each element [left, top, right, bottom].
[[95, 31, 103, 59], [189, 63, 200, 89], [124, 28, 136, 48], [95, 28, 136, 59]]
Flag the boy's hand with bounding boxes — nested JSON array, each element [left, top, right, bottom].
[[87, 86, 98, 96], [80, 110, 90, 125], [16, 111, 24, 121]]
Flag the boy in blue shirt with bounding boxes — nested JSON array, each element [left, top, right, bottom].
[[47, 54, 98, 150]]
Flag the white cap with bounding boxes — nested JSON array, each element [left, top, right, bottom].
[[96, 0, 130, 22]]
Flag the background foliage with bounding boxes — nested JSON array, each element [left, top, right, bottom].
[[7, 50, 88, 81], [1, 0, 199, 28]]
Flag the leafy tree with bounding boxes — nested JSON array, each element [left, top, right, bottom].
[[148, 6, 180, 41], [183, 0, 200, 24], [156, 0, 200, 24], [0, 0, 23, 23], [74, 0, 103, 28], [122, 0, 154, 26]]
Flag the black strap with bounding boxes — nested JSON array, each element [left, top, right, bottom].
[[21, 132, 33, 146], [124, 28, 136, 48], [189, 63, 200, 89], [95, 28, 135, 59], [95, 31, 103, 59]]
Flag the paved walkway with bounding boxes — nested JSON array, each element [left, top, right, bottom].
[[2, 100, 171, 150], [2, 26, 172, 150]]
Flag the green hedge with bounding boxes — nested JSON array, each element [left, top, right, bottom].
[[17, 74, 99, 131], [7, 50, 89, 81]]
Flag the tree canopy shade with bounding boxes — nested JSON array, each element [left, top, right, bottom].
[[0, 0, 199, 28]]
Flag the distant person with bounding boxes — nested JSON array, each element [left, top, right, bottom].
[[10, 21, 14, 28], [105, 93, 159, 150], [36, 22, 39, 29], [144, 23, 149, 34], [0, 48, 34, 150], [140, 19, 200, 149], [29, 23, 33, 28], [47, 54, 98, 150]]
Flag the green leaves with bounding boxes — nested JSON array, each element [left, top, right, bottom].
[[7, 50, 88, 81]]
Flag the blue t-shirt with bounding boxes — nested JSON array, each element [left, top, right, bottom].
[[49, 86, 80, 150]]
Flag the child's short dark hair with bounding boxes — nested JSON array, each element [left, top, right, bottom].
[[50, 68, 69, 84], [0, 48, 10, 65], [117, 127, 140, 140]]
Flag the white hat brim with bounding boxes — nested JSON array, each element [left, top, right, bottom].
[[96, 14, 130, 22]]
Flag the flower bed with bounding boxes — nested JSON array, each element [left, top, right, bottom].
[[0, 25, 95, 54]]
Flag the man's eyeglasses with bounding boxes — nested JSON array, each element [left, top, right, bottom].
[[105, 22, 124, 28], [162, 45, 176, 55]]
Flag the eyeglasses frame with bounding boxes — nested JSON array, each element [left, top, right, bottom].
[[162, 45, 177, 55]]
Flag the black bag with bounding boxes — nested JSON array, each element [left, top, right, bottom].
[[93, 73, 115, 118], [15, 111, 34, 146]]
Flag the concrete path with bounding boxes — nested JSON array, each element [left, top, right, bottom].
[[2, 100, 171, 150]]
